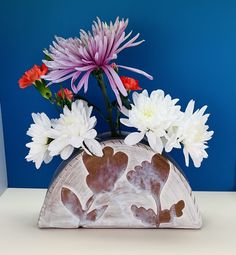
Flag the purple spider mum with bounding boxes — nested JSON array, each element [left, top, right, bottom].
[[42, 17, 153, 105]]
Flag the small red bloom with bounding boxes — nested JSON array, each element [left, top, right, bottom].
[[120, 76, 142, 91], [57, 88, 73, 101], [18, 64, 48, 89]]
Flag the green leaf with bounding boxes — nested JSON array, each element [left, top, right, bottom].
[[111, 93, 131, 110], [120, 94, 132, 110], [44, 51, 53, 61], [34, 80, 52, 100]]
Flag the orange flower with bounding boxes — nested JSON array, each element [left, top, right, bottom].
[[57, 88, 73, 101], [120, 76, 142, 91], [18, 64, 48, 89]]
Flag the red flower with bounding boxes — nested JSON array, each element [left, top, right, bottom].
[[18, 64, 48, 89], [120, 76, 142, 91], [57, 88, 73, 101]]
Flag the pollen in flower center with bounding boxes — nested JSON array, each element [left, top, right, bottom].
[[143, 109, 154, 118], [141, 105, 156, 119]]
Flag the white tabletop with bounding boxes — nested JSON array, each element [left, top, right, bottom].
[[0, 189, 235, 255]]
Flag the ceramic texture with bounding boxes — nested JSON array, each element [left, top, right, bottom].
[[38, 139, 202, 229]]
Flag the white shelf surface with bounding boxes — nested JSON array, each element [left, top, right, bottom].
[[0, 189, 235, 255]]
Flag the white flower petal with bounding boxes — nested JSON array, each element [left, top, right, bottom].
[[178, 100, 213, 167], [83, 139, 103, 157], [120, 118, 133, 127], [47, 100, 99, 161], [48, 138, 68, 156], [82, 143, 92, 156], [35, 159, 43, 170], [132, 92, 139, 105], [121, 89, 183, 154], [31, 113, 40, 125], [183, 146, 190, 167], [198, 105, 208, 116], [83, 129, 97, 139], [146, 131, 163, 154], [60, 145, 74, 160], [150, 89, 164, 101], [69, 137, 83, 148], [165, 131, 182, 153], [142, 89, 149, 97], [88, 116, 97, 129], [124, 132, 144, 146], [25, 113, 53, 169], [185, 100, 195, 115], [44, 151, 53, 164]]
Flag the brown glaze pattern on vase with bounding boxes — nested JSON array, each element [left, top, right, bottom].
[[38, 140, 202, 229], [127, 154, 185, 227]]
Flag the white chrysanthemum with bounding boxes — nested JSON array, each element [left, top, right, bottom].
[[25, 113, 53, 169], [48, 100, 103, 160], [120, 90, 181, 153], [165, 100, 214, 168]]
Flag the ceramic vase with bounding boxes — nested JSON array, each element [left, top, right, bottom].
[[38, 138, 202, 229]]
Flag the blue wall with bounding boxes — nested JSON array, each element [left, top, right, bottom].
[[0, 0, 235, 190]]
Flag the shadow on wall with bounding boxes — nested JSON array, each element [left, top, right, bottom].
[[0, 104, 7, 195]]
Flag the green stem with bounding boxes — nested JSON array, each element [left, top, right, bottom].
[[96, 73, 118, 137], [116, 109, 121, 135], [74, 94, 107, 122]]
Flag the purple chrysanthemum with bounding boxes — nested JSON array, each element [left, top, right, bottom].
[[42, 17, 153, 105]]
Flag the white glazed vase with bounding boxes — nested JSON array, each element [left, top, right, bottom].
[[38, 135, 202, 229]]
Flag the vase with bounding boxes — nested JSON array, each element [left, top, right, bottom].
[[38, 135, 202, 229]]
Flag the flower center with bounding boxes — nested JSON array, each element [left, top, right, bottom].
[[61, 116, 82, 136], [184, 122, 205, 143], [142, 107, 155, 119], [64, 116, 75, 125]]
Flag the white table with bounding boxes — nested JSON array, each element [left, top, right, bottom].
[[0, 189, 235, 255]]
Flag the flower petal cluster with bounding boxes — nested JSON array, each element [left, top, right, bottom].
[[120, 90, 181, 153], [19, 64, 48, 88], [21, 18, 213, 171], [25, 113, 52, 169], [25, 100, 102, 169], [42, 17, 153, 106], [120, 76, 142, 91], [165, 100, 214, 167], [57, 88, 73, 101], [48, 100, 102, 160], [121, 91, 213, 167]]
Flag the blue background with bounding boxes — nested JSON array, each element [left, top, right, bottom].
[[0, 0, 235, 190]]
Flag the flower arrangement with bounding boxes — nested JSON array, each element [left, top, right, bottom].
[[19, 17, 213, 170]]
